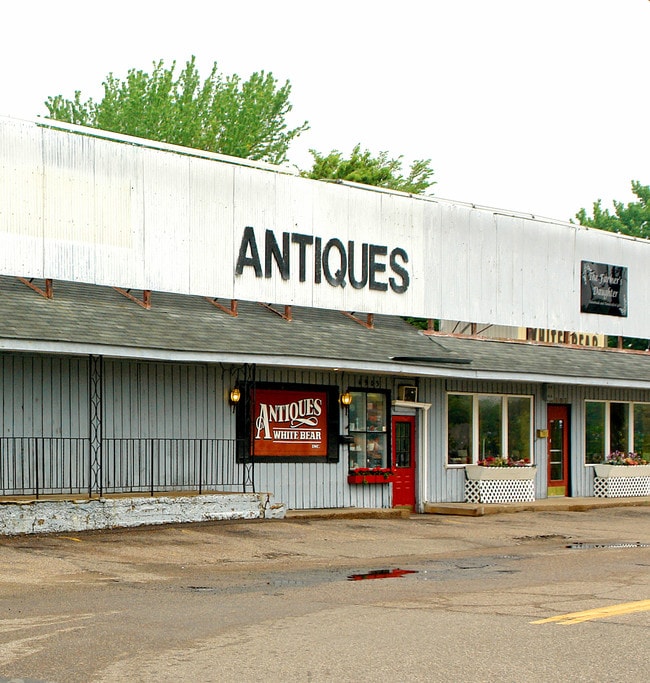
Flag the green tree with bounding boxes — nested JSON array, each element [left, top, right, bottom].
[[44, 57, 309, 165], [575, 181, 650, 240], [302, 143, 435, 194], [605, 333, 649, 352]]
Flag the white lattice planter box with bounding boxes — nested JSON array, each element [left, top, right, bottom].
[[594, 477, 650, 497], [593, 464, 650, 498], [464, 466, 537, 503], [465, 465, 537, 481], [593, 464, 650, 478]]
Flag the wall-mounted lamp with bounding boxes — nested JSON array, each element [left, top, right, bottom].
[[340, 390, 353, 409], [230, 387, 241, 405]]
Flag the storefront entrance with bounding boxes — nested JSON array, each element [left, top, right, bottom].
[[392, 415, 416, 509], [547, 404, 570, 496]]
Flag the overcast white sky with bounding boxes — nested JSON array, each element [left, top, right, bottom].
[[1, 0, 648, 222]]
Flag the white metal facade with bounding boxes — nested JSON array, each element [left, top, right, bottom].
[[1, 116, 649, 338]]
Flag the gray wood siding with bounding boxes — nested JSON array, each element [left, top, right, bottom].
[[253, 367, 394, 509], [1, 353, 88, 437], [103, 360, 230, 438], [4, 352, 650, 506]]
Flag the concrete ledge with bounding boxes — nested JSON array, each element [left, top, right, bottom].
[[286, 507, 410, 521], [424, 496, 650, 517], [0, 492, 286, 535], [424, 503, 488, 517]]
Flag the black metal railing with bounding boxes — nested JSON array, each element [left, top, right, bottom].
[[0, 437, 90, 496], [102, 438, 245, 495], [0, 437, 246, 498]]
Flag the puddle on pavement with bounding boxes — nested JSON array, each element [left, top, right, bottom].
[[567, 541, 650, 549], [347, 568, 417, 581], [186, 558, 525, 593]]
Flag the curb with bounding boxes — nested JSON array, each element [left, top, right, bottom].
[[284, 497, 650, 520], [285, 507, 411, 521], [424, 497, 650, 517]]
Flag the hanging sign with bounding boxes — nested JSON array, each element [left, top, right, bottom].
[[580, 261, 628, 317], [252, 387, 330, 457]]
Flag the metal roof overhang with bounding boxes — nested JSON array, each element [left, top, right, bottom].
[[2, 337, 650, 391]]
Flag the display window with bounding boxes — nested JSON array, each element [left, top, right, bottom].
[[348, 390, 390, 470], [585, 401, 650, 464], [446, 393, 533, 466]]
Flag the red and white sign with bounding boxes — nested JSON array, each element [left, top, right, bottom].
[[252, 388, 329, 457]]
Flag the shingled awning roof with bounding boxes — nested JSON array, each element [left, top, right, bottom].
[[1, 276, 649, 389]]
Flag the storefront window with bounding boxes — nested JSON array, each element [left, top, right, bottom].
[[447, 393, 533, 465], [447, 394, 472, 464], [508, 396, 532, 463], [479, 396, 502, 460], [610, 402, 629, 453], [585, 401, 605, 464], [348, 391, 389, 469], [586, 401, 650, 463], [634, 404, 650, 458]]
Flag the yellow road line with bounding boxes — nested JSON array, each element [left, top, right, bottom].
[[532, 599, 650, 625]]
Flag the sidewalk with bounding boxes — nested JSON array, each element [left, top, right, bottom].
[[286, 496, 650, 520]]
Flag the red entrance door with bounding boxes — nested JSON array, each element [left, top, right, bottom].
[[547, 404, 570, 496], [392, 416, 416, 509]]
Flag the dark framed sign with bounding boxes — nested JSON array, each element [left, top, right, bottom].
[[237, 382, 340, 462], [580, 261, 628, 317]]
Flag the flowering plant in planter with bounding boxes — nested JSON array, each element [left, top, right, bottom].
[[466, 453, 537, 495], [347, 467, 395, 484], [604, 451, 648, 466], [477, 456, 532, 467], [594, 451, 650, 492], [348, 467, 395, 479]]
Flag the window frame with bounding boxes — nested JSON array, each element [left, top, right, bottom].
[[446, 392, 534, 467], [347, 388, 392, 470], [584, 400, 650, 465]]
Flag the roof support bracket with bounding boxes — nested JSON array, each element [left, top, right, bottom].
[[341, 311, 374, 329], [206, 298, 238, 317], [113, 287, 152, 310], [259, 303, 292, 321], [17, 277, 53, 299]]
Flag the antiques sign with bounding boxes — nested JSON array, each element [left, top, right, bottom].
[[253, 387, 329, 457], [235, 226, 410, 293], [581, 261, 628, 317]]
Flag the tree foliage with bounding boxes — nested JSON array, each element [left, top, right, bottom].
[[575, 181, 650, 240], [302, 144, 435, 195], [44, 57, 309, 165], [607, 336, 649, 352]]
